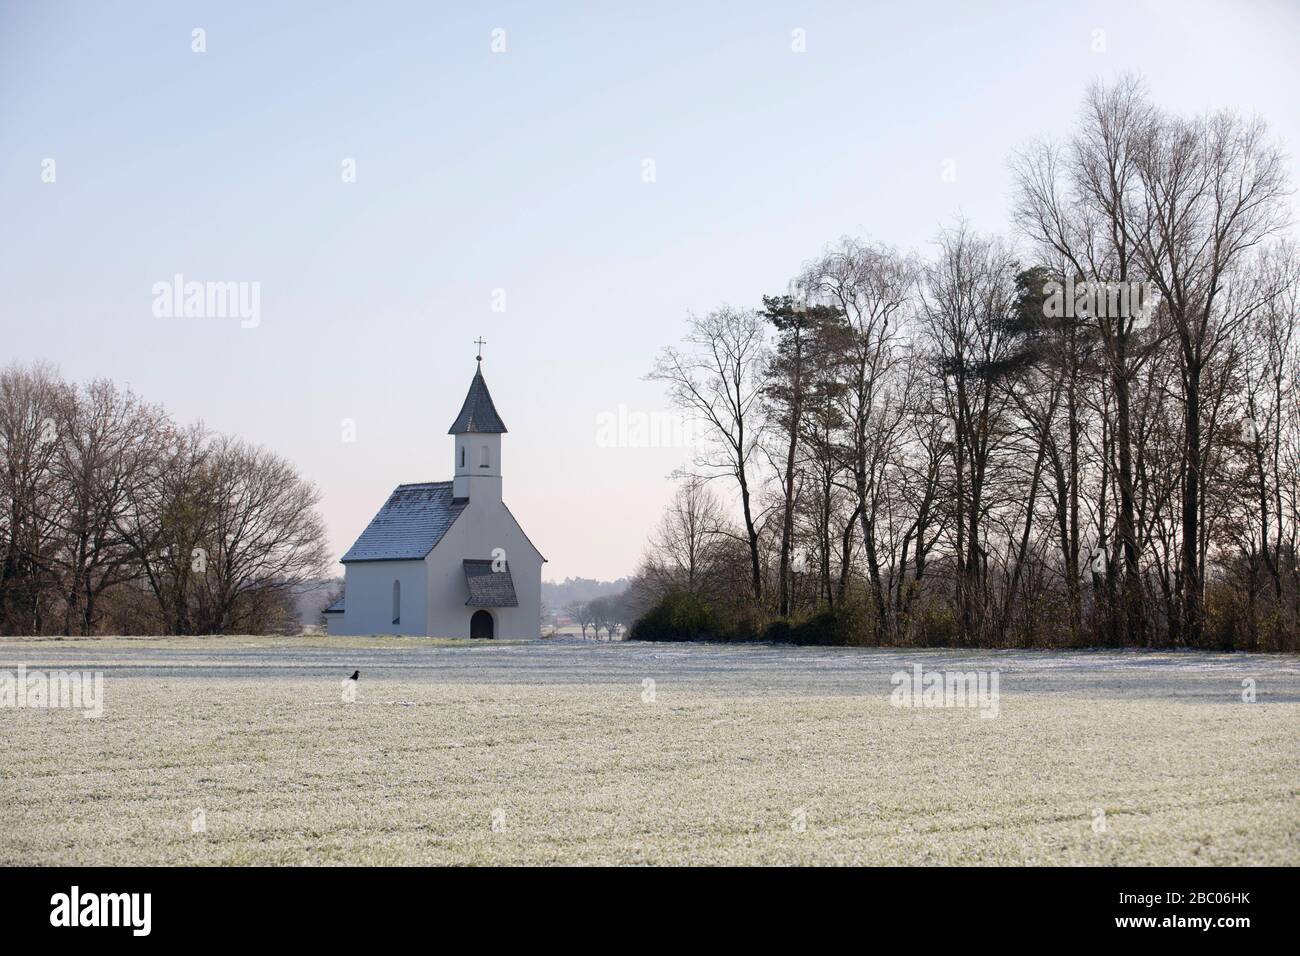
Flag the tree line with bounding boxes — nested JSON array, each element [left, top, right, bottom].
[[561, 593, 634, 640], [0, 362, 330, 635], [631, 78, 1299, 652]]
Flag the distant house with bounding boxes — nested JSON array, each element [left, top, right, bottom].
[[325, 358, 544, 638]]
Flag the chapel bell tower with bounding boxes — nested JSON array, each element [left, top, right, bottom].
[[449, 341, 506, 503]]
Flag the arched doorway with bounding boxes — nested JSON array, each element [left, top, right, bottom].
[[470, 609, 494, 639]]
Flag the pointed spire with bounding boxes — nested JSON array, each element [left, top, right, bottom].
[[448, 364, 508, 434]]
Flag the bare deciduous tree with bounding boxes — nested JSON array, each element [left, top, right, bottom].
[[649, 307, 769, 602], [0, 363, 331, 636]]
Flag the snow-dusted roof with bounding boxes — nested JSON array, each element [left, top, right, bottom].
[[340, 481, 466, 562], [447, 365, 508, 434], [463, 559, 519, 607]]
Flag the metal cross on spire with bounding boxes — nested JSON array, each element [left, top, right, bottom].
[[474, 337, 486, 362]]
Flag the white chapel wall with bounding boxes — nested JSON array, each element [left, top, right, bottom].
[[426, 497, 543, 639], [336, 559, 428, 636]]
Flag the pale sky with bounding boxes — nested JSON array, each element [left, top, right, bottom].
[[2, 0, 1297, 582]]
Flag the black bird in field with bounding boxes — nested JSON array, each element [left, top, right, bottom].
[[348, 670, 360, 681]]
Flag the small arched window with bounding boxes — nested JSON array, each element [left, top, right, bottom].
[[480, 444, 490, 468], [391, 580, 401, 626]]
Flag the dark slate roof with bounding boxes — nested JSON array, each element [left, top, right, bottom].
[[447, 366, 508, 434], [341, 482, 467, 563], [323, 595, 345, 614], [463, 559, 519, 607]]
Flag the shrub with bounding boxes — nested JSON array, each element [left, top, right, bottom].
[[913, 604, 958, 647], [793, 605, 866, 646], [628, 592, 715, 642], [753, 605, 867, 646], [632, 596, 871, 646], [761, 619, 794, 644], [727, 613, 763, 643]]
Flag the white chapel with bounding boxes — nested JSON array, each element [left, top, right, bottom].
[[324, 354, 544, 639]]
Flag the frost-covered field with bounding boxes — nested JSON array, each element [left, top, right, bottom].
[[1, 637, 1297, 865]]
